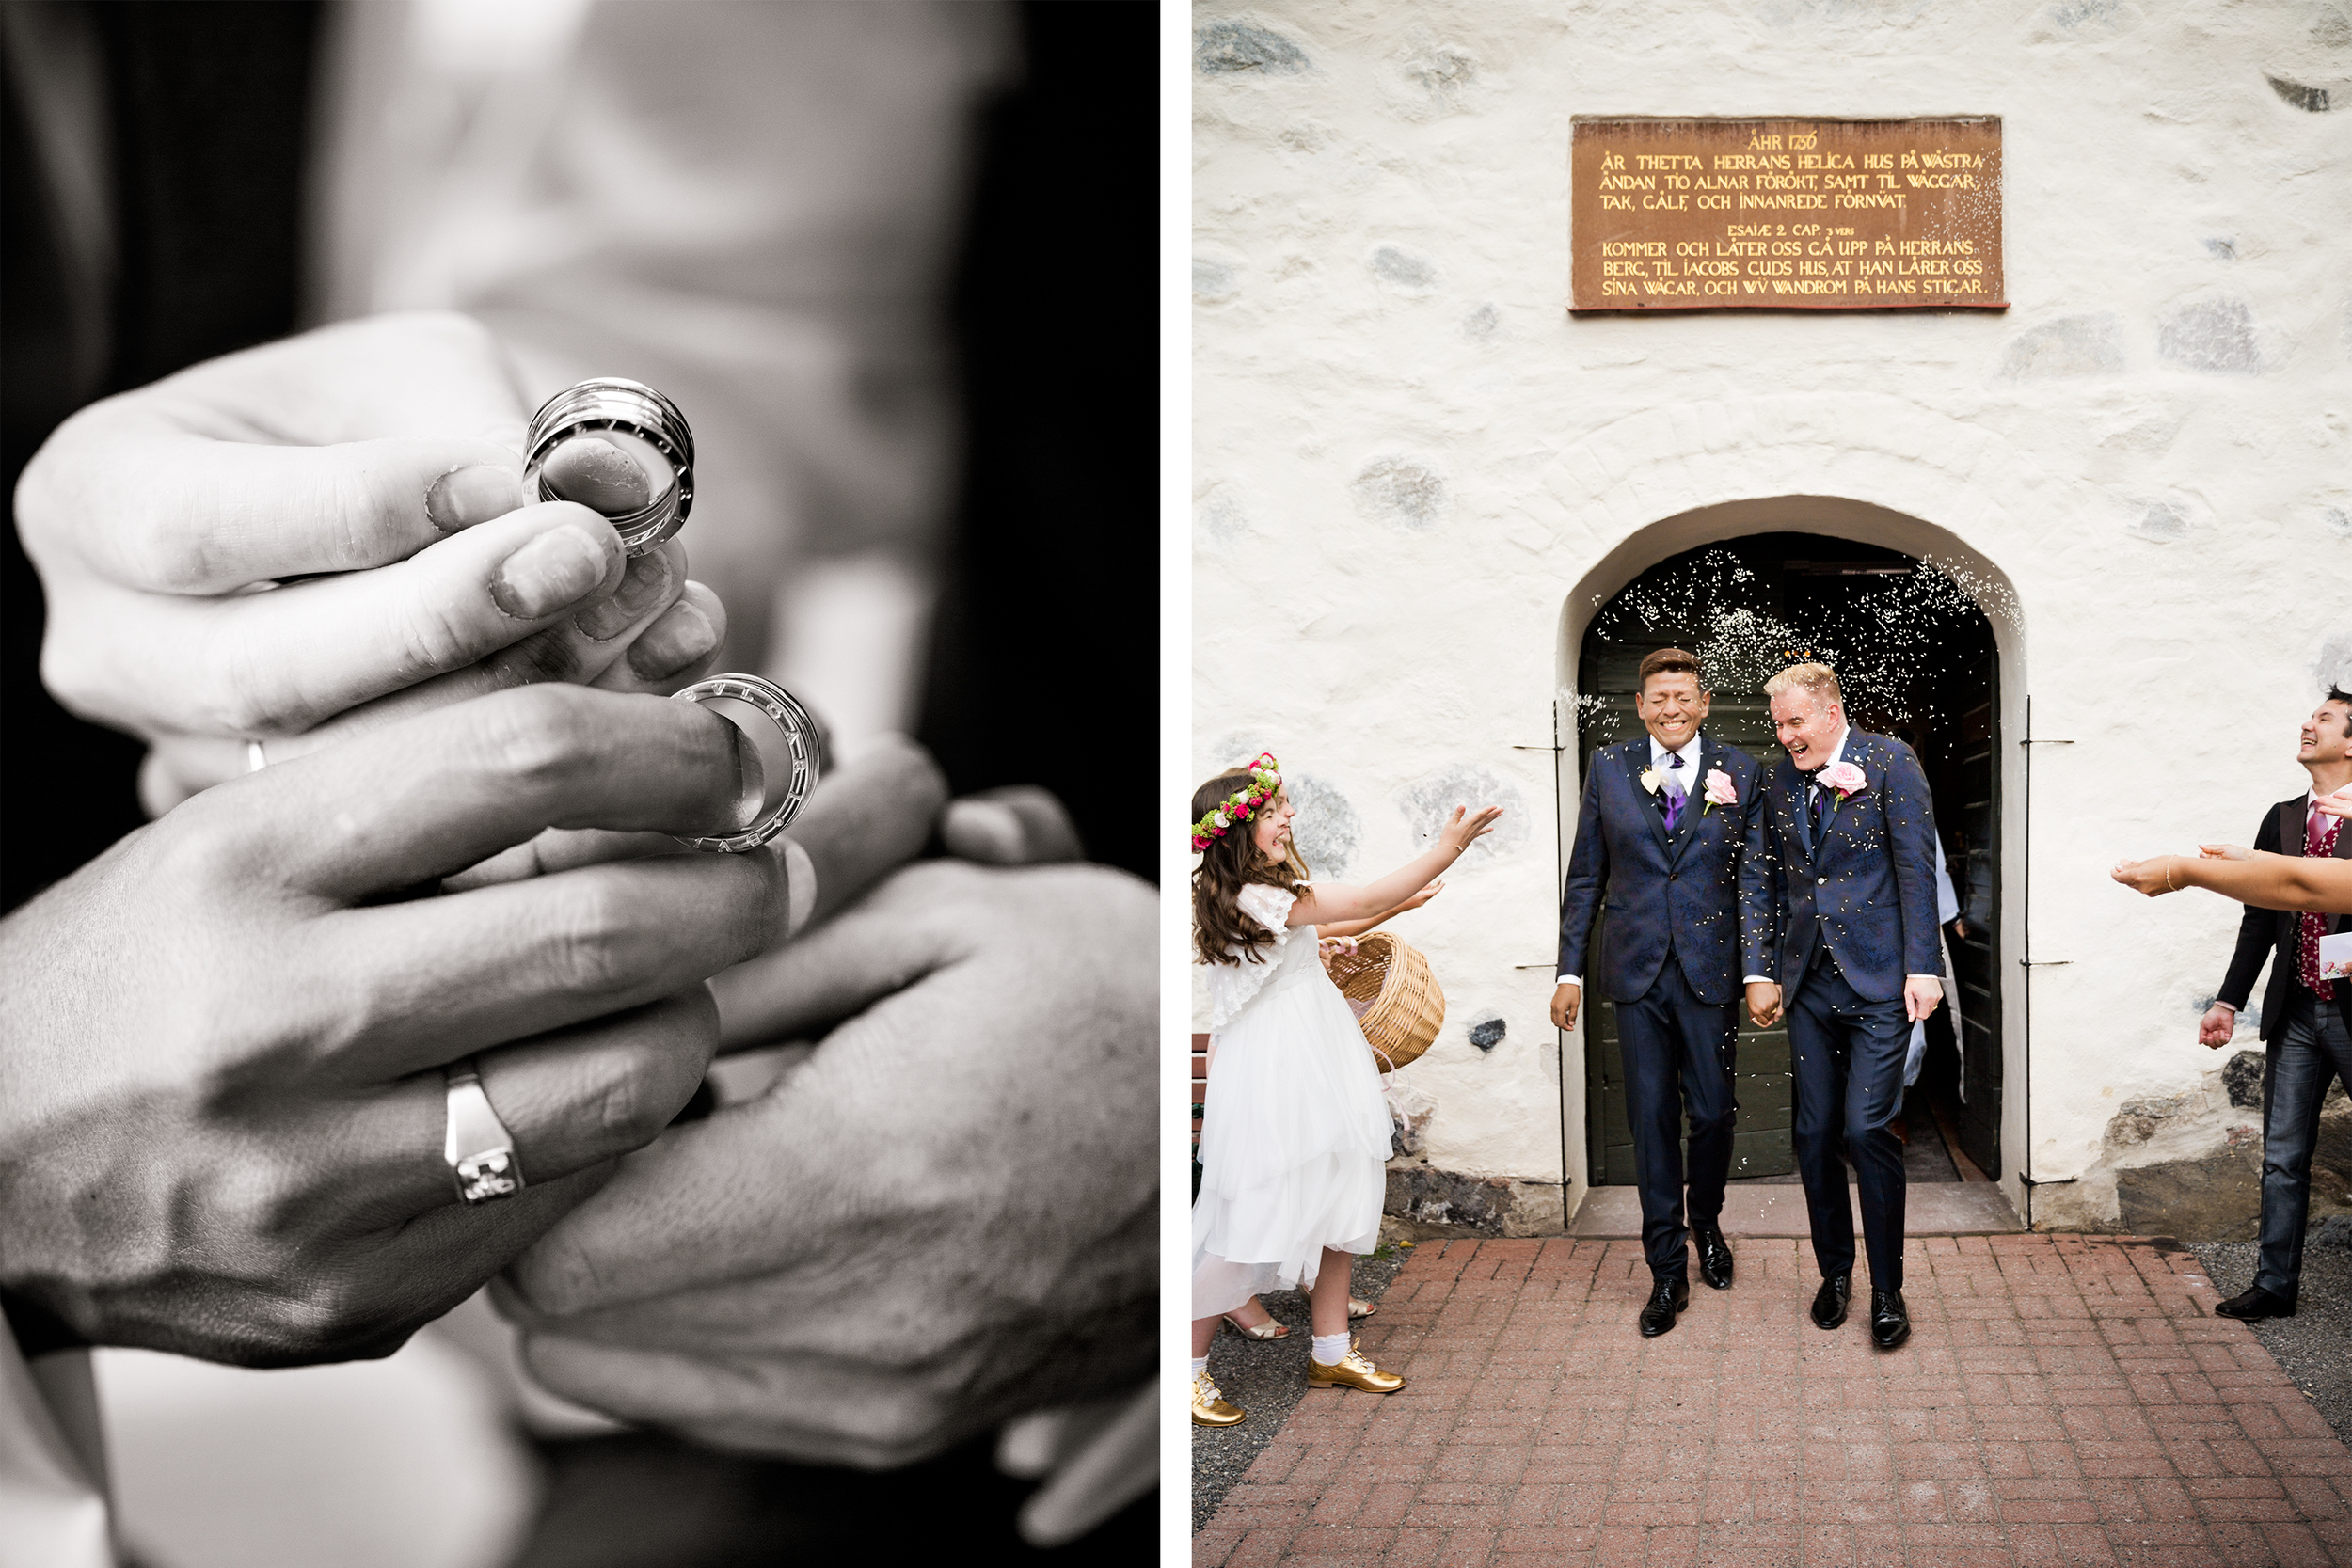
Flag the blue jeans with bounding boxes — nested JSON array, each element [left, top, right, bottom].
[[2256, 995, 2352, 1301]]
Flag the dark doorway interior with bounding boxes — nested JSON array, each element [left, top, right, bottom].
[[1571, 531, 2002, 1188]]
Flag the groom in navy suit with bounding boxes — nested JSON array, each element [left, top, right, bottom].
[[1748, 662, 1944, 1350], [1555, 649, 1773, 1338]]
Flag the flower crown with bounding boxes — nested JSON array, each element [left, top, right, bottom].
[[1190, 753, 1282, 851]]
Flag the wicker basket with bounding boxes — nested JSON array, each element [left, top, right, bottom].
[[1324, 931, 1446, 1072]]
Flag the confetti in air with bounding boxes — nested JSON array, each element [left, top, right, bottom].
[[1584, 546, 2013, 733]]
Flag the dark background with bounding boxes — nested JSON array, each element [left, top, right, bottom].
[[1, 1, 1157, 1559], [2, 0, 1157, 911]]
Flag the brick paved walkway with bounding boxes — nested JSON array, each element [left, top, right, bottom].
[[1194, 1235, 2352, 1566]]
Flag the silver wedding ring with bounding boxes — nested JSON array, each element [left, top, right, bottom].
[[445, 1057, 525, 1205], [246, 739, 268, 773], [670, 674, 823, 853], [523, 377, 694, 556]]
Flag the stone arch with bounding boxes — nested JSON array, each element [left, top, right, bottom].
[[1535, 396, 2049, 1217]]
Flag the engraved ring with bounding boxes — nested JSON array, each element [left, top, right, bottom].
[[445, 1057, 525, 1205], [522, 377, 695, 557], [670, 674, 823, 853]]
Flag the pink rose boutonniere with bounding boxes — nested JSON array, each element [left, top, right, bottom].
[[1821, 760, 1868, 799], [1702, 768, 1738, 816]]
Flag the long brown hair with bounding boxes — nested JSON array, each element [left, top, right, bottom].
[[1191, 768, 1309, 966]]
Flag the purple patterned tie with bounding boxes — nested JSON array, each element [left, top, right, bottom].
[[1809, 777, 1830, 847], [1663, 752, 1687, 832]]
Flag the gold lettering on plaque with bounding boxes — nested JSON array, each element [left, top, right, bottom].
[[1570, 117, 2004, 311]]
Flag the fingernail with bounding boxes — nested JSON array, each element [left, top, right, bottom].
[[427, 464, 525, 531], [573, 548, 676, 641], [492, 525, 612, 619], [628, 599, 717, 679]]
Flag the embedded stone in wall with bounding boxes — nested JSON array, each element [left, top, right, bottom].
[[2156, 296, 2264, 374], [1369, 245, 1437, 292], [1194, 21, 1308, 76], [1468, 1012, 1506, 1051], [2222, 1050, 2265, 1109], [1285, 771, 1360, 879], [2128, 499, 2191, 543], [1999, 313, 2123, 379], [1394, 763, 1528, 868], [2116, 1144, 2261, 1241], [1349, 456, 1448, 531], [1384, 1164, 1564, 1238]]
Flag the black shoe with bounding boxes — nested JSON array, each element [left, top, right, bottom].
[[1694, 1222, 1734, 1290], [1639, 1275, 1690, 1338], [1869, 1289, 1911, 1350], [1810, 1273, 1851, 1330], [2214, 1286, 2296, 1322]]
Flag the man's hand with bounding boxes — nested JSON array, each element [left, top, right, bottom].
[[1745, 980, 1782, 1029], [1550, 981, 1581, 1032], [1904, 975, 1944, 1023], [0, 685, 779, 1367], [497, 860, 1156, 1469], [16, 312, 728, 810], [2198, 1004, 2239, 1049]]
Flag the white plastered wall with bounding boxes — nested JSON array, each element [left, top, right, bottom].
[[1192, 0, 2352, 1226]]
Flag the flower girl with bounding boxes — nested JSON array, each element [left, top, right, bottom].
[[1188, 752, 1502, 1425]]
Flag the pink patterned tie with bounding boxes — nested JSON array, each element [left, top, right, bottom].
[[2300, 804, 2341, 996]]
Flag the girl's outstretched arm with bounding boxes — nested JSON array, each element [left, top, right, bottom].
[[2111, 847, 2352, 914], [1291, 807, 1502, 926], [1316, 879, 1444, 941]]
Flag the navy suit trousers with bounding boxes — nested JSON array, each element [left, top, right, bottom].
[[1617, 958, 1740, 1280], [1788, 949, 1911, 1291]]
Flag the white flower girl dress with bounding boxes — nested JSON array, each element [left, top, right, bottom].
[[1191, 881, 1395, 1319]]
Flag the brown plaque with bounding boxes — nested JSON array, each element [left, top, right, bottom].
[[1570, 117, 2003, 312]]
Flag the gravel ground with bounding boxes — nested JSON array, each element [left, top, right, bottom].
[[1190, 1247, 1410, 1532], [2188, 1226, 2352, 1449]]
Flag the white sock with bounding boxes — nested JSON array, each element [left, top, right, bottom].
[[1311, 1333, 1351, 1366], [1190, 1356, 1208, 1377]]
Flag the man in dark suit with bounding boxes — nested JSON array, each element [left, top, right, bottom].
[[1554, 648, 1774, 1338], [1746, 662, 1943, 1350], [2198, 687, 2352, 1322]]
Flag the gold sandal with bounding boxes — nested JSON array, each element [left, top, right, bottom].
[[1220, 1310, 1289, 1341], [1348, 1296, 1376, 1320]]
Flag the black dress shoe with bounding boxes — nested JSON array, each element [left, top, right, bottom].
[[1694, 1222, 1734, 1290], [2214, 1286, 2296, 1321], [1869, 1289, 1911, 1350], [1639, 1275, 1690, 1338], [1809, 1273, 1851, 1330]]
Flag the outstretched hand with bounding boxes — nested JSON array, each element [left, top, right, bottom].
[[1439, 805, 1506, 855], [2111, 856, 2184, 897]]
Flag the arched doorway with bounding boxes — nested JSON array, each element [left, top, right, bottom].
[[1567, 531, 2005, 1192]]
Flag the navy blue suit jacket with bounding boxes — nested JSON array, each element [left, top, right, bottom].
[[1758, 729, 1943, 1006], [1557, 733, 1774, 1006]]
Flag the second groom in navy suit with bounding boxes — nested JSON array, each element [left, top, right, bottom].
[[1749, 662, 1945, 1351], [1555, 649, 1773, 1338]]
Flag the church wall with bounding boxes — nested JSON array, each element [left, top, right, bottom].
[[1192, 0, 2352, 1233]]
